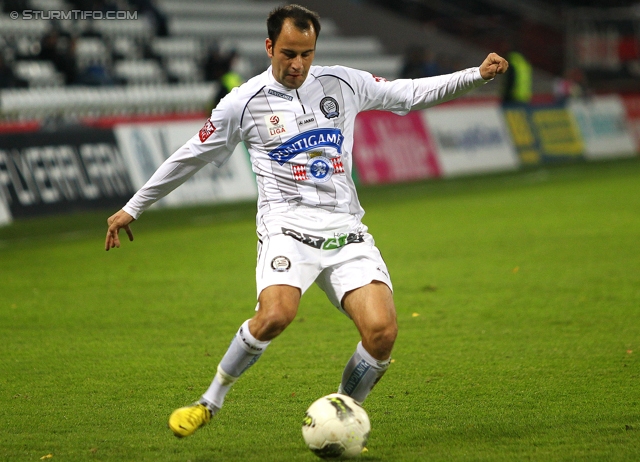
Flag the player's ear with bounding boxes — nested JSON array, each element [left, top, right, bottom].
[[266, 38, 274, 58]]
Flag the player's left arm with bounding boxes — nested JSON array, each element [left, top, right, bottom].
[[479, 53, 509, 80], [408, 53, 509, 111]]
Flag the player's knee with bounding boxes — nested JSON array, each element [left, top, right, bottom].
[[364, 321, 397, 359], [378, 322, 398, 350], [266, 309, 296, 332], [252, 305, 296, 340]]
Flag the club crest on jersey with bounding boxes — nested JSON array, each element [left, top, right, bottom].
[[309, 157, 333, 183], [292, 156, 344, 182], [265, 113, 287, 137], [268, 128, 344, 165], [199, 118, 216, 142], [320, 97, 339, 119]]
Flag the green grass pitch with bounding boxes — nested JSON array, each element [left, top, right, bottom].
[[1, 158, 639, 461]]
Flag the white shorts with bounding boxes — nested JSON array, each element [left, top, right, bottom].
[[256, 207, 392, 315]]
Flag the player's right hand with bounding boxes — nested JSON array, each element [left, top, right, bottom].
[[105, 209, 135, 251]]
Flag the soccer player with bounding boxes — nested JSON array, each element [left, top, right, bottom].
[[105, 4, 508, 438]]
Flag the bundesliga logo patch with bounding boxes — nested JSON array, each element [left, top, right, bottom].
[[265, 113, 287, 137], [199, 118, 216, 142]]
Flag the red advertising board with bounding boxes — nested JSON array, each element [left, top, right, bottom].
[[353, 111, 441, 184]]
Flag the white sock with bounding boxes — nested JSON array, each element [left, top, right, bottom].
[[200, 319, 270, 410], [338, 341, 390, 403]]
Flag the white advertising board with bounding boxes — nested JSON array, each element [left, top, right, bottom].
[[421, 104, 519, 177], [0, 193, 11, 226], [569, 95, 636, 159], [114, 121, 257, 210]]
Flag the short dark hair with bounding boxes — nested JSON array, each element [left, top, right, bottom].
[[267, 4, 321, 46]]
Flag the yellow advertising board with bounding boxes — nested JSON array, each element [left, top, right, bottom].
[[504, 105, 584, 164]]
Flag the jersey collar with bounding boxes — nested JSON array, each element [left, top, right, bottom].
[[267, 65, 313, 92]]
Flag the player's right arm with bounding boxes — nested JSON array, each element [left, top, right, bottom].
[[104, 88, 243, 250], [104, 145, 209, 251], [105, 209, 135, 251]]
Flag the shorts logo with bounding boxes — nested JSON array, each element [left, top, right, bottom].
[[265, 113, 287, 137], [199, 118, 216, 142], [271, 256, 291, 272], [320, 97, 339, 119], [268, 88, 293, 101], [282, 227, 364, 250]]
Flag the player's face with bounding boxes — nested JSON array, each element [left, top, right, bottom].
[[266, 19, 316, 90]]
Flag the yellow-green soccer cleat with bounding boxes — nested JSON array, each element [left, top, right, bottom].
[[168, 403, 212, 438]]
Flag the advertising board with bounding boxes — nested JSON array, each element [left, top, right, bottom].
[[503, 104, 585, 164], [0, 127, 135, 218], [421, 103, 519, 177], [569, 95, 636, 159], [352, 111, 441, 184]]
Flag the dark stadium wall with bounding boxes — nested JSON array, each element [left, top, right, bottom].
[[282, 0, 488, 68]]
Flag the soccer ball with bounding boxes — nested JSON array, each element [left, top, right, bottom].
[[302, 393, 370, 459]]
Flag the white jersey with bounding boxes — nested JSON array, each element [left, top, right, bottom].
[[122, 65, 487, 235]]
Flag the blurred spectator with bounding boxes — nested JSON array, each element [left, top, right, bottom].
[[37, 30, 79, 85], [400, 45, 439, 79], [37, 30, 61, 63], [77, 62, 116, 86], [204, 47, 244, 110], [0, 54, 28, 89], [204, 46, 229, 83], [501, 48, 533, 104], [553, 68, 586, 102], [130, 0, 169, 37]]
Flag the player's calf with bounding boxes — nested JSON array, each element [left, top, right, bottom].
[[339, 341, 391, 404]]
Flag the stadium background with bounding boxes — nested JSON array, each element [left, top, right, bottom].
[[1, 2, 639, 461], [0, 0, 639, 223]]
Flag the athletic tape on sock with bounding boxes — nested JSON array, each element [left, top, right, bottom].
[[341, 341, 391, 403], [237, 319, 270, 354]]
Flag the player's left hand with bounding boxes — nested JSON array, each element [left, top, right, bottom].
[[105, 209, 135, 251], [479, 53, 509, 80]]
